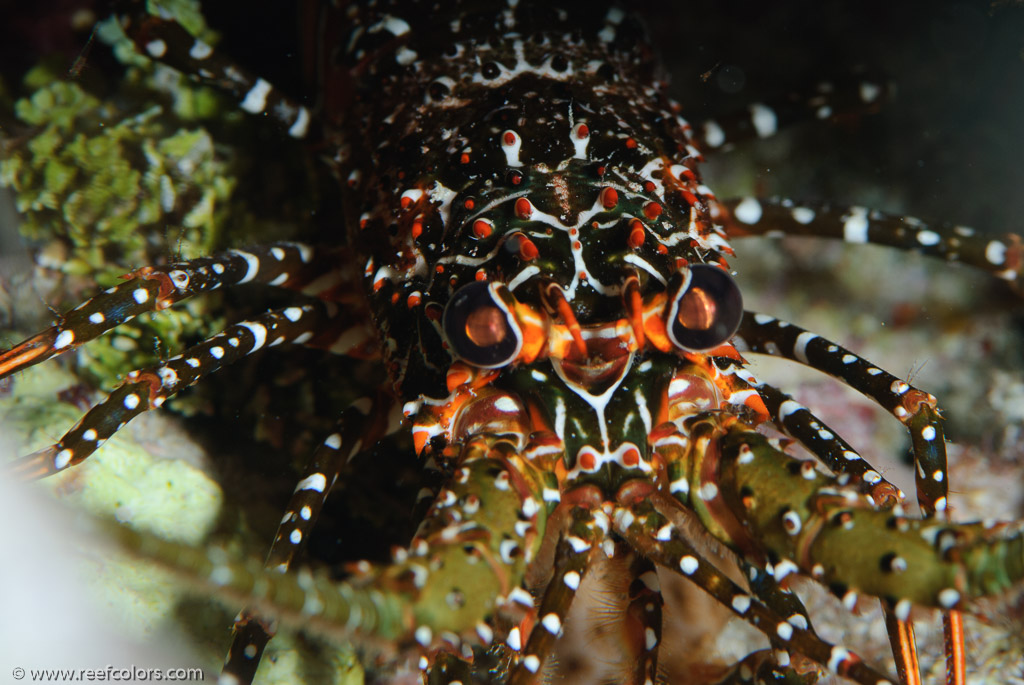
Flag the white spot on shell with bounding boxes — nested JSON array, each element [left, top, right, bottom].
[[859, 82, 881, 103], [679, 556, 699, 575], [791, 206, 815, 224], [986, 240, 1007, 265], [734, 197, 762, 224], [240, 78, 273, 114], [541, 613, 561, 634], [731, 594, 751, 614], [189, 39, 212, 60], [703, 120, 725, 148], [749, 103, 777, 137], [938, 587, 960, 608], [295, 473, 327, 492], [54, 330, 75, 350], [145, 39, 167, 58], [842, 207, 870, 244], [54, 449, 73, 470]]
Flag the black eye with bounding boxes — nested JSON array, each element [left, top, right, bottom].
[[442, 281, 523, 368], [666, 265, 743, 351]]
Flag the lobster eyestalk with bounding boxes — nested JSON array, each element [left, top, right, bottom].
[[664, 413, 1024, 615]]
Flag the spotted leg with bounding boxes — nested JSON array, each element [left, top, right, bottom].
[[733, 561, 824, 684], [101, 434, 553, 675], [7, 300, 356, 479], [734, 313, 947, 518], [734, 312, 949, 684], [507, 507, 600, 685], [114, 0, 314, 139], [222, 392, 403, 685], [711, 649, 819, 684], [614, 493, 895, 685], [755, 381, 903, 505], [0, 242, 353, 380], [719, 197, 1019, 680], [719, 197, 1023, 290], [694, 76, 889, 151], [650, 425, 893, 685], [621, 551, 664, 685]]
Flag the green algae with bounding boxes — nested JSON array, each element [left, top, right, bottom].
[[0, 5, 362, 683], [1, 60, 235, 388]]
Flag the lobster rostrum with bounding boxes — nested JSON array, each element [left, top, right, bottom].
[[2, 1, 1024, 683]]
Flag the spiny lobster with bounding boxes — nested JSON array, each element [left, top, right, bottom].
[[1, 1, 1023, 683]]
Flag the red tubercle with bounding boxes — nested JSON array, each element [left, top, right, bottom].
[[601, 187, 619, 209], [643, 202, 662, 220], [515, 197, 533, 219], [508, 232, 539, 261], [628, 219, 646, 248], [520, 237, 540, 260], [472, 219, 493, 239], [579, 451, 597, 470]]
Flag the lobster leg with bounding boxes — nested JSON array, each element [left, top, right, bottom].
[[0, 242, 338, 379], [754, 382, 928, 683], [622, 551, 665, 685], [721, 195, 1023, 683], [222, 392, 402, 685], [694, 76, 889, 151], [710, 649, 819, 685], [508, 507, 600, 685], [7, 301, 349, 479], [99, 433, 551, 679], [720, 198, 1023, 290], [734, 315, 955, 683], [735, 312, 948, 517], [715, 424, 1024, 679], [755, 381, 903, 505], [114, 1, 314, 140], [614, 495, 895, 685]]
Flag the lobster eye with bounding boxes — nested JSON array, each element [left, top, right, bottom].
[[667, 265, 743, 351], [443, 281, 523, 368]]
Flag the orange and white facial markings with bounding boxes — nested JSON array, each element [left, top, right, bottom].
[[409, 384, 532, 456]]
